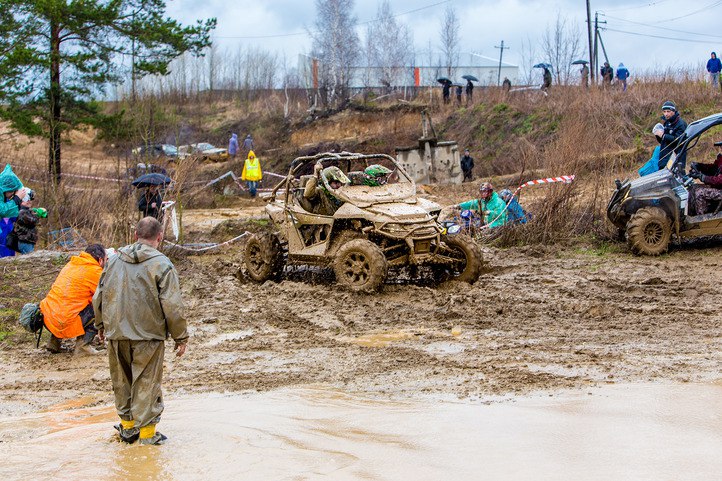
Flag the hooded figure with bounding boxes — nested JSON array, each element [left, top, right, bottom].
[[616, 63, 630, 91], [601, 62, 614, 86], [499, 189, 530, 224], [0, 164, 26, 258], [228, 133, 239, 157], [707, 52, 722, 90], [241, 150, 263, 197], [242, 134, 254, 152]]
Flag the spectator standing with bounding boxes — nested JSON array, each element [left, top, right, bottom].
[[228, 133, 239, 159], [242, 134, 254, 152], [460, 149, 475, 182], [580, 64, 589, 88], [600, 62, 614, 87], [241, 150, 263, 197], [93, 217, 187, 445], [137, 185, 163, 220], [465, 79, 474, 102], [616, 63, 630, 91], [455, 84, 462, 105], [40, 244, 107, 355], [542, 67, 552, 91], [442, 80, 451, 104], [706, 52, 722, 91], [502, 77, 512, 92]]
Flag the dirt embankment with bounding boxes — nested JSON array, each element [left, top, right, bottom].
[[1, 240, 720, 416]]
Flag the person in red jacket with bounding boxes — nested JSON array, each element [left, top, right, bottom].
[[689, 141, 722, 215], [40, 244, 107, 355]]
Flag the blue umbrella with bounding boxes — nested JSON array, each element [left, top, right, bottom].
[[533, 63, 552, 69], [131, 173, 172, 188]]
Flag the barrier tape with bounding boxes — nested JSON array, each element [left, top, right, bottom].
[[163, 231, 249, 252]]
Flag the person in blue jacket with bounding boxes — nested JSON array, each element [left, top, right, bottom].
[[706, 52, 722, 91], [228, 133, 239, 159], [499, 189, 530, 224], [655, 101, 688, 171], [616, 63, 630, 91], [0, 164, 29, 258]]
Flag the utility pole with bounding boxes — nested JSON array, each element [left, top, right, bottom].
[[586, 0, 594, 84], [593, 11, 607, 85], [494, 40, 509, 86]]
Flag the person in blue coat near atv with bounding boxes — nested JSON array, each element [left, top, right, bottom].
[[456, 182, 507, 228], [499, 189, 530, 224]]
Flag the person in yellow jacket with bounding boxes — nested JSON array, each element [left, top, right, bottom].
[[39, 244, 107, 355], [241, 150, 262, 197]]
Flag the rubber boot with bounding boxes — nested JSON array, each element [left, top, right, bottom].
[[74, 339, 100, 356], [139, 424, 167, 445], [114, 420, 140, 444], [46, 334, 61, 354]]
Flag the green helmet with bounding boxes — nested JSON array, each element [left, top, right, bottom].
[[363, 164, 392, 186]]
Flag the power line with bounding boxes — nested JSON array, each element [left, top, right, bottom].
[[603, 13, 722, 40], [214, 0, 452, 40], [599, 0, 672, 13], [648, 0, 722, 24], [604, 27, 722, 44]]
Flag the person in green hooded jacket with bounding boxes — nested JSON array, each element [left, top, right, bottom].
[[93, 216, 187, 445], [0, 164, 30, 257], [456, 182, 508, 228]]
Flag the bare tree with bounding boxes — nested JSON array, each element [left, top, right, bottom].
[[519, 36, 538, 86], [310, 0, 360, 108], [541, 13, 583, 85], [439, 5, 460, 77], [366, 0, 414, 92]]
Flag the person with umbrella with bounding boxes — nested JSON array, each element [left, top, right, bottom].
[[542, 66, 552, 91], [462, 75, 478, 102], [132, 173, 172, 220], [572, 60, 589, 88], [455, 83, 463, 104]]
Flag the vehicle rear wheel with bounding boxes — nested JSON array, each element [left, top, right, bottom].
[[438, 235, 484, 283], [244, 233, 285, 282], [626, 207, 672, 256], [333, 239, 388, 292]]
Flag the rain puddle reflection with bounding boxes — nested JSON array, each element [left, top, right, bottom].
[[0, 383, 720, 480]]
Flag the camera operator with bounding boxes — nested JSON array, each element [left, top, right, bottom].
[[8, 189, 46, 254], [688, 141, 722, 215]]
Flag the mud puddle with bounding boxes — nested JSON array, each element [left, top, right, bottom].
[[0, 383, 720, 480]]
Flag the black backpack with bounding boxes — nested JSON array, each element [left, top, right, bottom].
[[19, 303, 45, 347]]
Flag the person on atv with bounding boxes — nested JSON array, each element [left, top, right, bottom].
[[349, 164, 392, 187], [456, 182, 508, 228], [303, 165, 349, 215], [655, 101, 688, 170], [688, 141, 722, 215]]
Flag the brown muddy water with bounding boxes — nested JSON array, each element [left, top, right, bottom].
[[1, 384, 720, 480]]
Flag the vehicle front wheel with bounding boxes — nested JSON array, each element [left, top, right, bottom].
[[626, 207, 672, 256], [333, 239, 388, 292], [438, 235, 484, 283], [243, 233, 285, 282]]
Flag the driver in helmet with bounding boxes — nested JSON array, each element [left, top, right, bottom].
[[360, 164, 392, 186], [303, 164, 350, 215]]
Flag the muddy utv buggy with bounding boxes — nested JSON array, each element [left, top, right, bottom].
[[608, 113, 722, 255], [243, 152, 483, 291]]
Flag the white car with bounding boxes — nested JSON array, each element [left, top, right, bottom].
[[178, 142, 229, 161]]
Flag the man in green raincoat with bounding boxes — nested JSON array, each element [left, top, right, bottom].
[[93, 217, 188, 445], [456, 182, 508, 228]]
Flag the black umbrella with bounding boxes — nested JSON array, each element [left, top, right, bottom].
[[437, 77, 452, 84], [131, 173, 172, 188], [533, 63, 552, 69], [571, 59, 589, 65], [461, 74, 479, 82]]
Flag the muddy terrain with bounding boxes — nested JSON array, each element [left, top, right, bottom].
[[1, 230, 721, 417]]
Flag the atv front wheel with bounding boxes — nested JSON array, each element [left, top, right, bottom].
[[333, 239, 388, 292], [438, 235, 483, 283], [626, 207, 672, 256], [244, 233, 285, 282]]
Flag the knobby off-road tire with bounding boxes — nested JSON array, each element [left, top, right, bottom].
[[333, 239, 388, 293], [244, 233, 285, 282], [626, 207, 672, 256], [439, 235, 483, 283]]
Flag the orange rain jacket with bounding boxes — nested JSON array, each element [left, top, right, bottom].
[[40, 252, 103, 339]]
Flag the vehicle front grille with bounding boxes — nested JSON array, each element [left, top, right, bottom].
[[378, 222, 439, 239]]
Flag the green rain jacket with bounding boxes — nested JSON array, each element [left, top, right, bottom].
[[93, 242, 188, 343], [458, 191, 508, 228]]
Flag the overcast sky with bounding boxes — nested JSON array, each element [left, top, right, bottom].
[[166, 0, 722, 78]]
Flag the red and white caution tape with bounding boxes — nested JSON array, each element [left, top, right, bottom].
[[162, 231, 249, 252], [519, 175, 575, 188]]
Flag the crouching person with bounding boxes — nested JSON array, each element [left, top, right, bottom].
[[39, 244, 107, 355], [93, 217, 187, 445]]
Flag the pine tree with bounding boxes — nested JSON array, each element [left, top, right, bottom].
[[0, 0, 216, 182]]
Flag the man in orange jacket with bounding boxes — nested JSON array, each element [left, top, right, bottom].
[[40, 244, 107, 355]]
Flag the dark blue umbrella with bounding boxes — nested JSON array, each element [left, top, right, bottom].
[[437, 77, 452, 84], [533, 63, 552, 69], [131, 173, 172, 188], [461, 74, 479, 82]]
